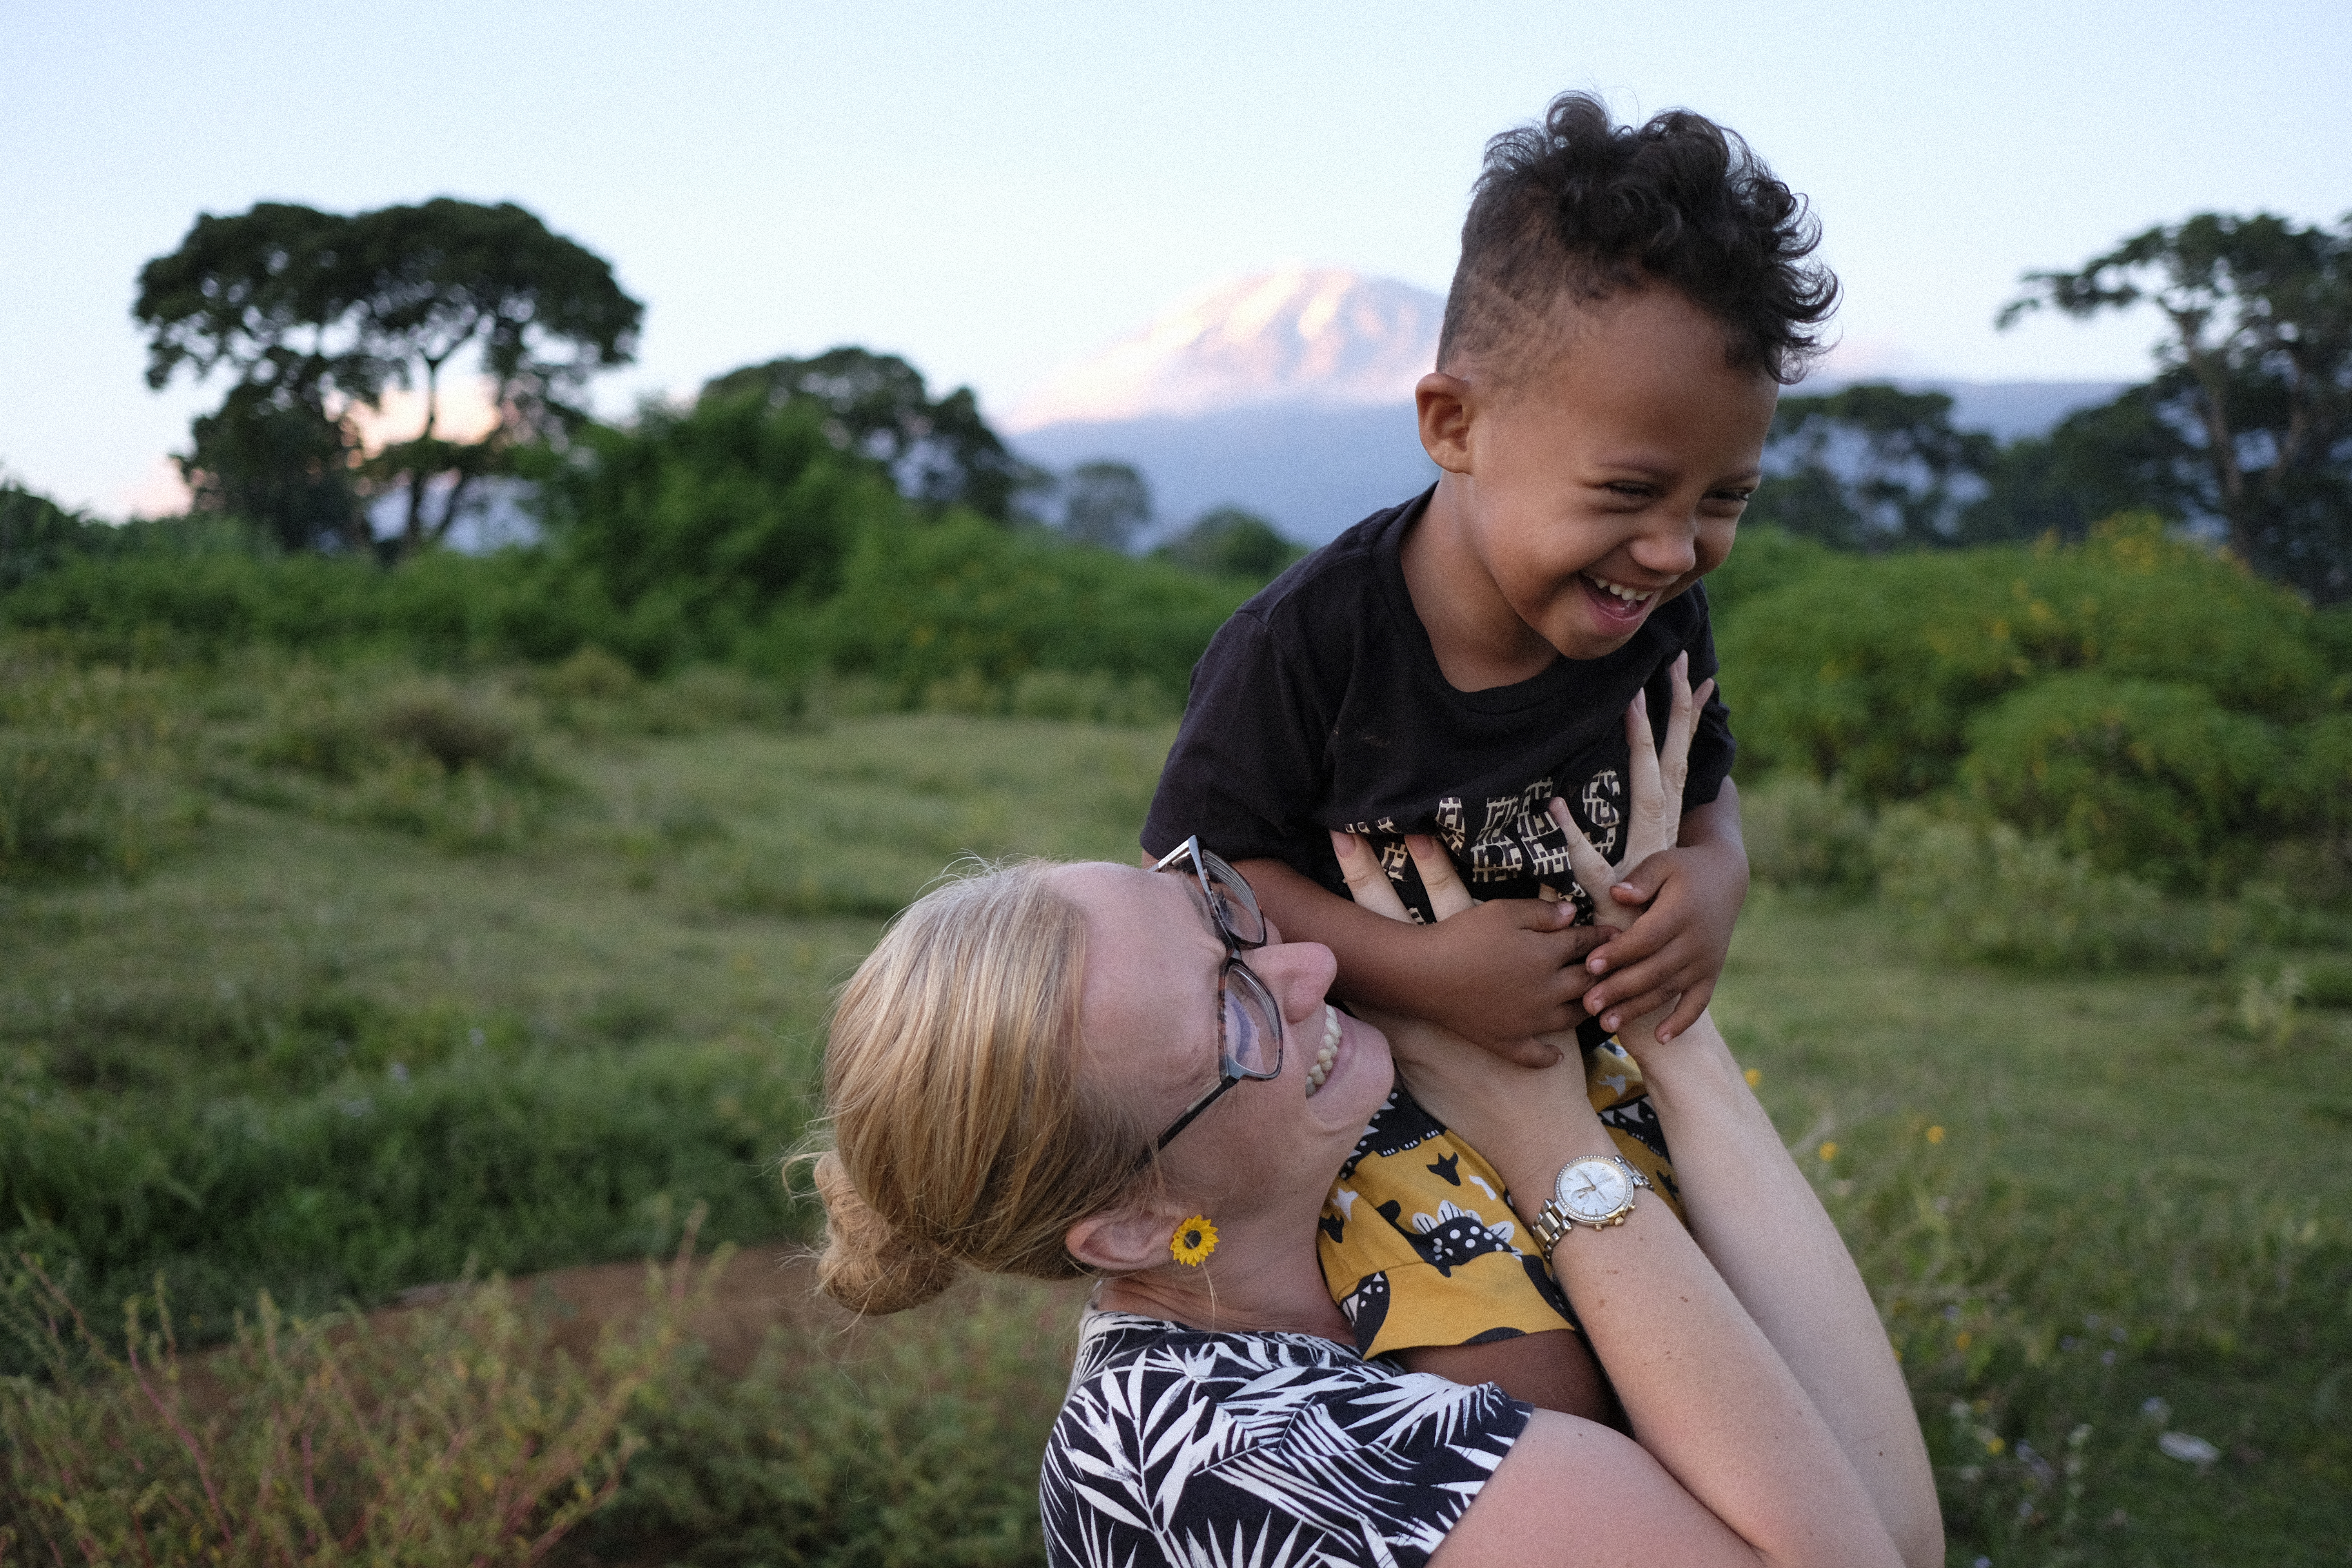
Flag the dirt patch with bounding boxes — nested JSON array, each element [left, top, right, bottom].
[[380, 1240, 825, 1376]]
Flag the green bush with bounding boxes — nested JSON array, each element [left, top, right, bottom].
[[592, 1278, 1072, 1566], [816, 517, 1249, 699], [1870, 808, 2207, 971], [0, 1245, 701, 1565], [229, 668, 568, 851], [0, 649, 203, 879], [1962, 673, 2285, 888], [1739, 773, 1878, 891], [1719, 517, 2333, 795], [1716, 516, 2347, 886]]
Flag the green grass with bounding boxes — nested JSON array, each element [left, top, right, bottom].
[[0, 704, 1173, 1340], [4, 676, 2346, 1563]]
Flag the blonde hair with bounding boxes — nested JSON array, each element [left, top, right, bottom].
[[810, 859, 1157, 1314]]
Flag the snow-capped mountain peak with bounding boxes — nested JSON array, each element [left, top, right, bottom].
[[1005, 269, 1444, 430]]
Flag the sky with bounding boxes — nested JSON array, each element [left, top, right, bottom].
[[5, 0, 2348, 517]]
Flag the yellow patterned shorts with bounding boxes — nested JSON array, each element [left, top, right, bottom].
[[1316, 1037, 1684, 1360]]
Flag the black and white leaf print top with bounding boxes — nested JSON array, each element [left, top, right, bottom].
[[1042, 1308, 1531, 1568]]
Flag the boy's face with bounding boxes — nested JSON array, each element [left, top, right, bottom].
[[1421, 286, 1779, 664]]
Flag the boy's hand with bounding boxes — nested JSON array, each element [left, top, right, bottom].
[[1329, 830, 1601, 1066], [1417, 898, 1609, 1065], [1580, 828, 1746, 1043]]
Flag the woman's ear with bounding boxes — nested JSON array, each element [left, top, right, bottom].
[[1416, 371, 1477, 474], [1067, 1201, 1181, 1276]]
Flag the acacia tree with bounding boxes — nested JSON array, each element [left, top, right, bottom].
[[2001, 212, 2352, 601], [135, 200, 641, 555]]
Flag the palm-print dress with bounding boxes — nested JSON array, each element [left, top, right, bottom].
[[1041, 1309, 1531, 1568]]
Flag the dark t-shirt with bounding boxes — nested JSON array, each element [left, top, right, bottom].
[[1142, 488, 1735, 925]]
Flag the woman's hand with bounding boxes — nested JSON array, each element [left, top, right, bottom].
[[1547, 654, 1712, 936]]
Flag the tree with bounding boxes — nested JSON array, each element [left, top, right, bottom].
[[1953, 389, 2194, 545], [1153, 506, 1305, 581], [2002, 212, 2352, 602], [134, 200, 642, 556], [702, 348, 1028, 520], [1059, 461, 1152, 551], [1745, 384, 1997, 549]]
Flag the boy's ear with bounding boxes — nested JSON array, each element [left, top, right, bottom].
[[1067, 1200, 1181, 1276], [1416, 372, 1476, 474]]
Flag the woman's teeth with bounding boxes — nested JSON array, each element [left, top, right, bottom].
[[1586, 575, 1655, 605], [1305, 1004, 1342, 1096]]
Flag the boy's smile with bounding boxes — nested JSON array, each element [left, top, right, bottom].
[[1405, 286, 1780, 690]]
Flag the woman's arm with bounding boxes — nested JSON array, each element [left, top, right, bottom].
[[1626, 1013, 1942, 1568], [1397, 1020, 1907, 1568]]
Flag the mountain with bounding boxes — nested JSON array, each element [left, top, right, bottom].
[[1005, 271, 2132, 546], [1005, 270, 1443, 429]]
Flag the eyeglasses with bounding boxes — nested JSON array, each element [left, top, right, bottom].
[[1146, 837, 1285, 1155]]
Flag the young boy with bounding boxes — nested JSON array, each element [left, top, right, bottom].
[[1140, 93, 1837, 1417]]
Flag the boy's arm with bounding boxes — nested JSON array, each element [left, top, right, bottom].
[[1578, 779, 1749, 1043], [1235, 857, 1604, 1069]]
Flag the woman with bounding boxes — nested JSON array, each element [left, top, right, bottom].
[[809, 714, 1939, 1568]]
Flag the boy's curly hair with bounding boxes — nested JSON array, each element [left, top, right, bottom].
[[1439, 92, 1837, 387]]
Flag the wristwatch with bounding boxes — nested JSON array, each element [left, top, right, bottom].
[[1532, 1154, 1651, 1258]]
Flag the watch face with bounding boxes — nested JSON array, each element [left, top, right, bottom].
[[1558, 1158, 1631, 1223]]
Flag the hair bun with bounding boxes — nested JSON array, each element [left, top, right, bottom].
[[812, 1150, 962, 1315]]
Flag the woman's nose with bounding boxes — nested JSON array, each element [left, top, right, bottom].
[[1253, 939, 1338, 1024]]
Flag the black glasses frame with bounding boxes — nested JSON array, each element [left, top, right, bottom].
[[1147, 837, 1284, 1155]]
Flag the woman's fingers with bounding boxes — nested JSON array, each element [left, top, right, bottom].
[[1547, 797, 1632, 931], [1622, 693, 1663, 823], [1406, 835, 1477, 920], [1658, 669, 1712, 808], [1330, 829, 1414, 922]]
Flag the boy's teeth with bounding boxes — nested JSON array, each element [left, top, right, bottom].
[[1588, 575, 1654, 604], [1305, 1004, 1342, 1096]]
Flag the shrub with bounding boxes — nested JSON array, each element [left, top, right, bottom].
[[589, 1276, 1073, 1567], [528, 394, 900, 673], [815, 517, 1248, 699], [1962, 673, 2285, 888], [1739, 772, 1878, 891], [0, 648, 202, 879], [0, 1240, 704, 1565], [238, 670, 565, 851], [1870, 808, 2206, 971], [1718, 517, 2334, 805]]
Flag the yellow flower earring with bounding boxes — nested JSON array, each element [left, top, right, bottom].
[[1170, 1214, 1219, 1267]]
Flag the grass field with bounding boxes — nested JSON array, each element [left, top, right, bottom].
[[4, 694, 2347, 1564]]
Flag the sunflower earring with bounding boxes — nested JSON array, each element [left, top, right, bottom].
[[1170, 1214, 1219, 1267]]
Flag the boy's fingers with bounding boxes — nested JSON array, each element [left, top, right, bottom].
[[1595, 983, 1679, 1035], [1405, 834, 1476, 920], [1655, 978, 1714, 1044], [1331, 829, 1413, 922], [1546, 797, 1621, 915], [1611, 849, 1675, 904]]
